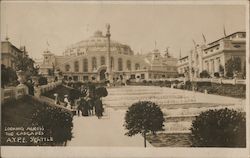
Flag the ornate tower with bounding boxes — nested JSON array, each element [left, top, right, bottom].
[[105, 24, 113, 83]]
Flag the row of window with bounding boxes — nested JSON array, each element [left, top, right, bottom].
[[204, 57, 221, 73], [67, 46, 131, 54], [65, 57, 141, 72]]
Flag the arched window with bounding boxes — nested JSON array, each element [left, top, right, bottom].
[[74, 61, 79, 72], [101, 56, 106, 65], [118, 58, 123, 71], [111, 57, 114, 70], [65, 64, 70, 72], [92, 57, 97, 71], [135, 63, 140, 70], [83, 58, 88, 72], [127, 60, 131, 71]]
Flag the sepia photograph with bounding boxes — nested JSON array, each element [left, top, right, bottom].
[[0, 0, 249, 157]]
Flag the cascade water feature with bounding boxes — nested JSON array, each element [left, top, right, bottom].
[[103, 86, 245, 133]]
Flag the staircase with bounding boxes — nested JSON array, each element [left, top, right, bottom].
[[103, 86, 245, 133]]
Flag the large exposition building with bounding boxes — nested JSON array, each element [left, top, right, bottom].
[[1, 38, 28, 70], [38, 26, 178, 82], [178, 31, 246, 79]]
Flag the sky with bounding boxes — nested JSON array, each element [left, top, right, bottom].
[[0, 1, 246, 60]]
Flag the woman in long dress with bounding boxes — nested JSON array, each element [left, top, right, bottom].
[[79, 97, 89, 116], [94, 96, 103, 119]]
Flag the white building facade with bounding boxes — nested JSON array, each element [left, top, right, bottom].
[[178, 32, 246, 79], [37, 27, 178, 82]]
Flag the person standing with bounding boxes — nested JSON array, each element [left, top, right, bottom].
[[64, 95, 70, 107], [26, 79, 35, 96], [79, 96, 89, 116], [75, 97, 81, 116], [94, 95, 104, 119], [54, 93, 60, 105]]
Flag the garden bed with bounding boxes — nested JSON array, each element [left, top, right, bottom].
[[127, 81, 246, 98], [147, 133, 191, 147]]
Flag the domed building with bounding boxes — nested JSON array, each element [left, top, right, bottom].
[[38, 26, 178, 82]]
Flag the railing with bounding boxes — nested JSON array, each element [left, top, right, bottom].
[[36, 80, 62, 96], [1, 81, 63, 103], [146, 78, 245, 85], [1, 85, 28, 103]]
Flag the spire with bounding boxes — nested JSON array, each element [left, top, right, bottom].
[[46, 40, 50, 51], [202, 33, 206, 44], [154, 41, 157, 50], [223, 25, 227, 37], [179, 48, 182, 59], [5, 24, 9, 41], [192, 39, 196, 47]]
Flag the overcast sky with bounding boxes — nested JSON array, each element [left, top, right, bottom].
[[1, 2, 246, 59]]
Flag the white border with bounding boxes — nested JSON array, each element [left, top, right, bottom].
[[1, 1, 249, 158]]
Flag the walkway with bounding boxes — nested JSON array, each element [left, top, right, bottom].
[[67, 108, 152, 147], [67, 86, 245, 146]]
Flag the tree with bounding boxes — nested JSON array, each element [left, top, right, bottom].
[[225, 57, 241, 78], [190, 108, 246, 147], [124, 101, 165, 147], [1, 64, 18, 88]]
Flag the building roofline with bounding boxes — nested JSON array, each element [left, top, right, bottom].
[[208, 31, 246, 46], [204, 43, 220, 51], [179, 56, 188, 60]]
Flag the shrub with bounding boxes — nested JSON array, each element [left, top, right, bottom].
[[38, 76, 48, 85], [32, 103, 73, 145], [226, 71, 234, 78], [184, 80, 192, 90], [124, 101, 165, 147], [214, 72, 220, 78], [190, 108, 246, 147], [200, 70, 210, 78]]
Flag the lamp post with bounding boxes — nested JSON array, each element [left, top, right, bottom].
[[106, 24, 113, 83]]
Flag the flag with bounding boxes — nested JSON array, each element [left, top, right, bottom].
[[223, 25, 227, 37], [202, 33, 206, 43]]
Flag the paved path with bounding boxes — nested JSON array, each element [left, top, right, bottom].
[[67, 108, 152, 147], [67, 86, 245, 146]]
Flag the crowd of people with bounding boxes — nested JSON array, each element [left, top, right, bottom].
[[54, 84, 105, 119]]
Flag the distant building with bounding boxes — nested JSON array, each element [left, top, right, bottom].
[[1, 38, 28, 70], [38, 28, 178, 82], [177, 31, 246, 79]]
